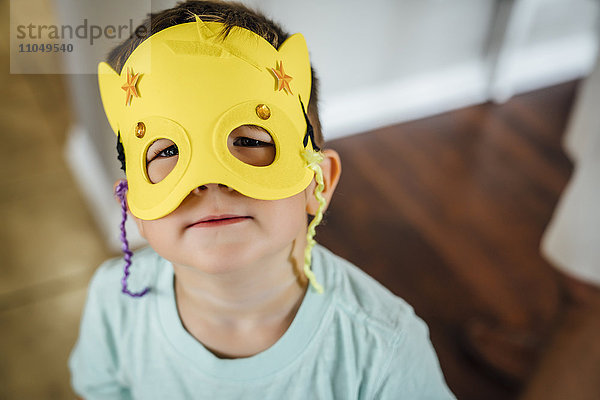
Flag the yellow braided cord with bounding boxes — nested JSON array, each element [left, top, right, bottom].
[[301, 148, 326, 294]]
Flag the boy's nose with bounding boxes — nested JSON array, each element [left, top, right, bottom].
[[192, 183, 234, 195]]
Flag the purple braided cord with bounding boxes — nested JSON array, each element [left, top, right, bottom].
[[115, 180, 150, 298]]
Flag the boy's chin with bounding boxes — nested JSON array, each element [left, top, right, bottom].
[[177, 242, 281, 275]]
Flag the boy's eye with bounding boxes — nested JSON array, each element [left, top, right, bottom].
[[147, 141, 179, 163], [233, 137, 274, 148], [157, 144, 179, 158], [227, 125, 276, 167], [146, 139, 179, 184]]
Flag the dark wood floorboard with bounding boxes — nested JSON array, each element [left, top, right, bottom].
[[317, 81, 577, 400]]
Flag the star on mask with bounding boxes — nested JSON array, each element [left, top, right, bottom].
[[121, 67, 141, 106], [271, 61, 293, 94]]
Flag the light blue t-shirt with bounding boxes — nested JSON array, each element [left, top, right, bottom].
[[69, 245, 455, 399]]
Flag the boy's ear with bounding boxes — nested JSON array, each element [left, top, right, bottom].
[[113, 180, 124, 201], [306, 149, 342, 215]]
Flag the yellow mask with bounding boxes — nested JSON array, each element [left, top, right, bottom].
[[98, 16, 318, 220]]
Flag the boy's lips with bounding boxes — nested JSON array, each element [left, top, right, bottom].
[[187, 214, 252, 228]]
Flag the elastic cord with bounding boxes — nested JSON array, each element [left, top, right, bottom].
[[301, 149, 326, 294], [115, 180, 150, 297]]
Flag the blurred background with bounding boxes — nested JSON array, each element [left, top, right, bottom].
[[2, 0, 600, 399]]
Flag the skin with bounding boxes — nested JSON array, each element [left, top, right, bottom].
[[117, 126, 341, 358]]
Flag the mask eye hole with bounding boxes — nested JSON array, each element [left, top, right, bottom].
[[227, 125, 276, 167], [145, 138, 179, 183]]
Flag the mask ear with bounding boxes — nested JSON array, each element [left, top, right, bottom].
[[98, 61, 123, 136], [277, 33, 311, 105]]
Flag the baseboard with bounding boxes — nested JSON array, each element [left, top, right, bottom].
[[64, 125, 147, 252], [320, 60, 489, 141], [321, 33, 598, 141], [507, 34, 598, 97]]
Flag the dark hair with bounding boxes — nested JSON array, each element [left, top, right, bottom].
[[108, 0, 323, 171]]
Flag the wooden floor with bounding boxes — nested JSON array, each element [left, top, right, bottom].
[[318, 82, 576, 400]]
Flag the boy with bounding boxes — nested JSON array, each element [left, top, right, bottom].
[[69, 1, 455, 398]]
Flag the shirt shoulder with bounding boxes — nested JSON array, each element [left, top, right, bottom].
[[85, 246, 166, 336], [69, 247, 166, 398], [313, 244, 415, 335], [312, 245, 456, 399], [90, 246, 163, 298]]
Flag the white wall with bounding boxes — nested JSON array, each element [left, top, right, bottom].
[[488, 0, 599, 101], [526, 0, 599, 46]]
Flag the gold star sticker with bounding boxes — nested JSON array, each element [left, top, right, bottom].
[[121, 67, 141, 106], [271, 61, 293, 94]]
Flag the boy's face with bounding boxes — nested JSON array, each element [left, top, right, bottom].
[[129, 125, 341, 273]]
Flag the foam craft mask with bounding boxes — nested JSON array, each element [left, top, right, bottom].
[[98, 17, 317, 220]]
